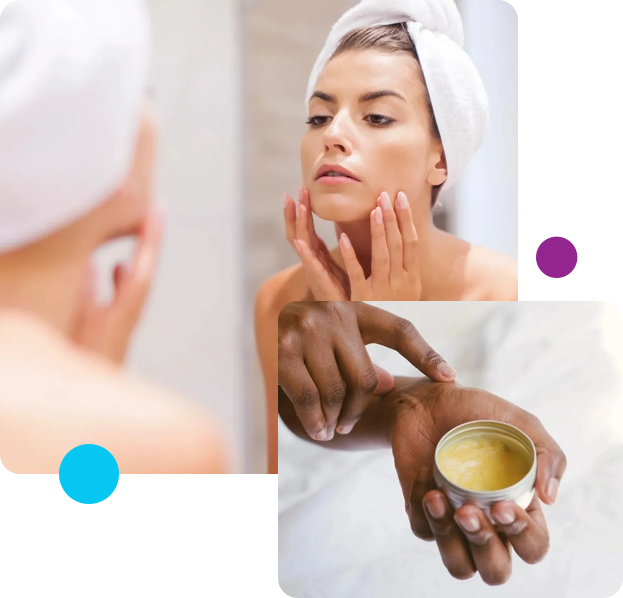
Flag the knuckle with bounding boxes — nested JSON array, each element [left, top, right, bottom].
[[358, 367, 379, 394], [277, 332, 299, 357], [431, 519, 455, 538], [469, 530, 494, 548], [503, 520, 529, 536], [294, 387, 319, 410], [324, 381, 346, 407], [394, 317, 417, 341]]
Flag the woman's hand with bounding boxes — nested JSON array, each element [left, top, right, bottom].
[[72, 203, 165, 366], [284, 187, 350, 300], [389, 380, 566, 585], [278, 303, 457, 442], [340, 191, 422, 301]]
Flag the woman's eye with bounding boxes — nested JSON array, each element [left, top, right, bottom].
[[366, 113, 395, 126], [306, 115, 331, 128]]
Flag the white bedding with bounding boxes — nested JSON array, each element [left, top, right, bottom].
[[278, 302, 623, 598]]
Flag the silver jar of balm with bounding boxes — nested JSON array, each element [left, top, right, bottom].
[[433, 420, 537, 520]]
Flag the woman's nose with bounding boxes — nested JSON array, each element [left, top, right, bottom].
[[323, 114, 353, 155]]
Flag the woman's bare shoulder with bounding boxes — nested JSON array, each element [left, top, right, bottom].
[[255, 263, 308, 322], [466, 245, 518, 301], [0, 310, 227, 474]]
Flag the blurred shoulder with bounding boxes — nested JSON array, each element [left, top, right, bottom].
[[254, 264, 308, 324], [0, 310, 227, 474], [467, 246, 518, 301]]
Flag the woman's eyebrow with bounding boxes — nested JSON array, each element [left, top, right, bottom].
[[309, 90, 407, 104], [360, 90, 407, 103], [309, 91, 337, 104]]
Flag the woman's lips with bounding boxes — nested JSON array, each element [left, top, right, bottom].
[[316, 175, 360, 186]]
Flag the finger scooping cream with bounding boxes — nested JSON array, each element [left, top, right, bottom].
[[433, 421, 537, 518]]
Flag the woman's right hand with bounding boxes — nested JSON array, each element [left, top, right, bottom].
[[389, 379, 566, 585], [283, 187, 350, 300], [278, 302, 457, 441], [71, 203, 165, 366]]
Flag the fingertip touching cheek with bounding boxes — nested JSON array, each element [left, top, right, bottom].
[[300, 46, 446, 224]]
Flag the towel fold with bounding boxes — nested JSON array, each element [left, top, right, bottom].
[[306, 0, 489, 193], [0, 0, 150, 251]]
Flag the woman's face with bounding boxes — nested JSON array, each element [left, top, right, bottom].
[[301, 50, 446, 223]]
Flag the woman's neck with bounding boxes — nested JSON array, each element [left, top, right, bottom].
[[0, 230, 91, 336], [333, 215, 469, 300]]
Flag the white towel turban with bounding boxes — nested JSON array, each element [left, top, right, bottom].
[[0, 0, 150, 252], [306, 0, 489, 194]]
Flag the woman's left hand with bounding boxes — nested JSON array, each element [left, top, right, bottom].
[[339, 191, 422, 301]]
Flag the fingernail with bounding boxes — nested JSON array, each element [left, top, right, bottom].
[[437, 362, 457, 380], [458, 515, 480, 533], [295, 202, 300, 218], [547, 478, 559, 503], [340, 233, 352, 249], [314, 429, 328, 441], [336, 423, 355, 435], [374, 207, 383, 225], [494, 505, 515, 525], [426, 495, 446, 519], [396, 192, 409, 209], [283, 193, 289, 209], [293, 239, 301, 252], [379, 192, 391, 210], [325, 428, 335, 441]]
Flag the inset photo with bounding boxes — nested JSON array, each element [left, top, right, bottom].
[[278, 301, 623, 597]]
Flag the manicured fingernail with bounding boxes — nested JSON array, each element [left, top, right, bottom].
[[458, 515, 480, 533], [340, 233, 352, 249], [396, 192, 409, 209], [494, 505, 515, 525], [426, 495, 446, 519], [314, 429, 328, 441], [336, 423, 355, 435], [547, 478, 559, 503], [374, 207, 383, 225], [438, 362, 457, 380], [283, 193, 289, 209], [379, 192, 391, 210]]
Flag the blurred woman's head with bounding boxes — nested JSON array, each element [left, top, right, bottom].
[[301, 24, 447, 224]]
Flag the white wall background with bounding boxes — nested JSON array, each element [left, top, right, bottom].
[[455, 0, 518, 258], [98, 0, 247, 471]]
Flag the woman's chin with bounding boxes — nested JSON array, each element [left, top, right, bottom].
[[310, 192, 375, 224]]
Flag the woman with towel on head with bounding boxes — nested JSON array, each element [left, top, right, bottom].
[[0, 0, 227, 473], [256, 2, 517, 463]]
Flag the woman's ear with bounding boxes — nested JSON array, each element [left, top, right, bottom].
[[427, 147, 448, 187]]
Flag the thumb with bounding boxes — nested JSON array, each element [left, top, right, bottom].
[[373, 364, 395, 395]]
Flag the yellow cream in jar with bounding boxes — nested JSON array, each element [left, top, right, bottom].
[[437, 435, 531, 492]]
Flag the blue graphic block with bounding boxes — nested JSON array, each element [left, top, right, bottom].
[[59, 445, 279, 598]]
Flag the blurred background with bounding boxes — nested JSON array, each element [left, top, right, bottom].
[[97, 0, 517, 473]]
